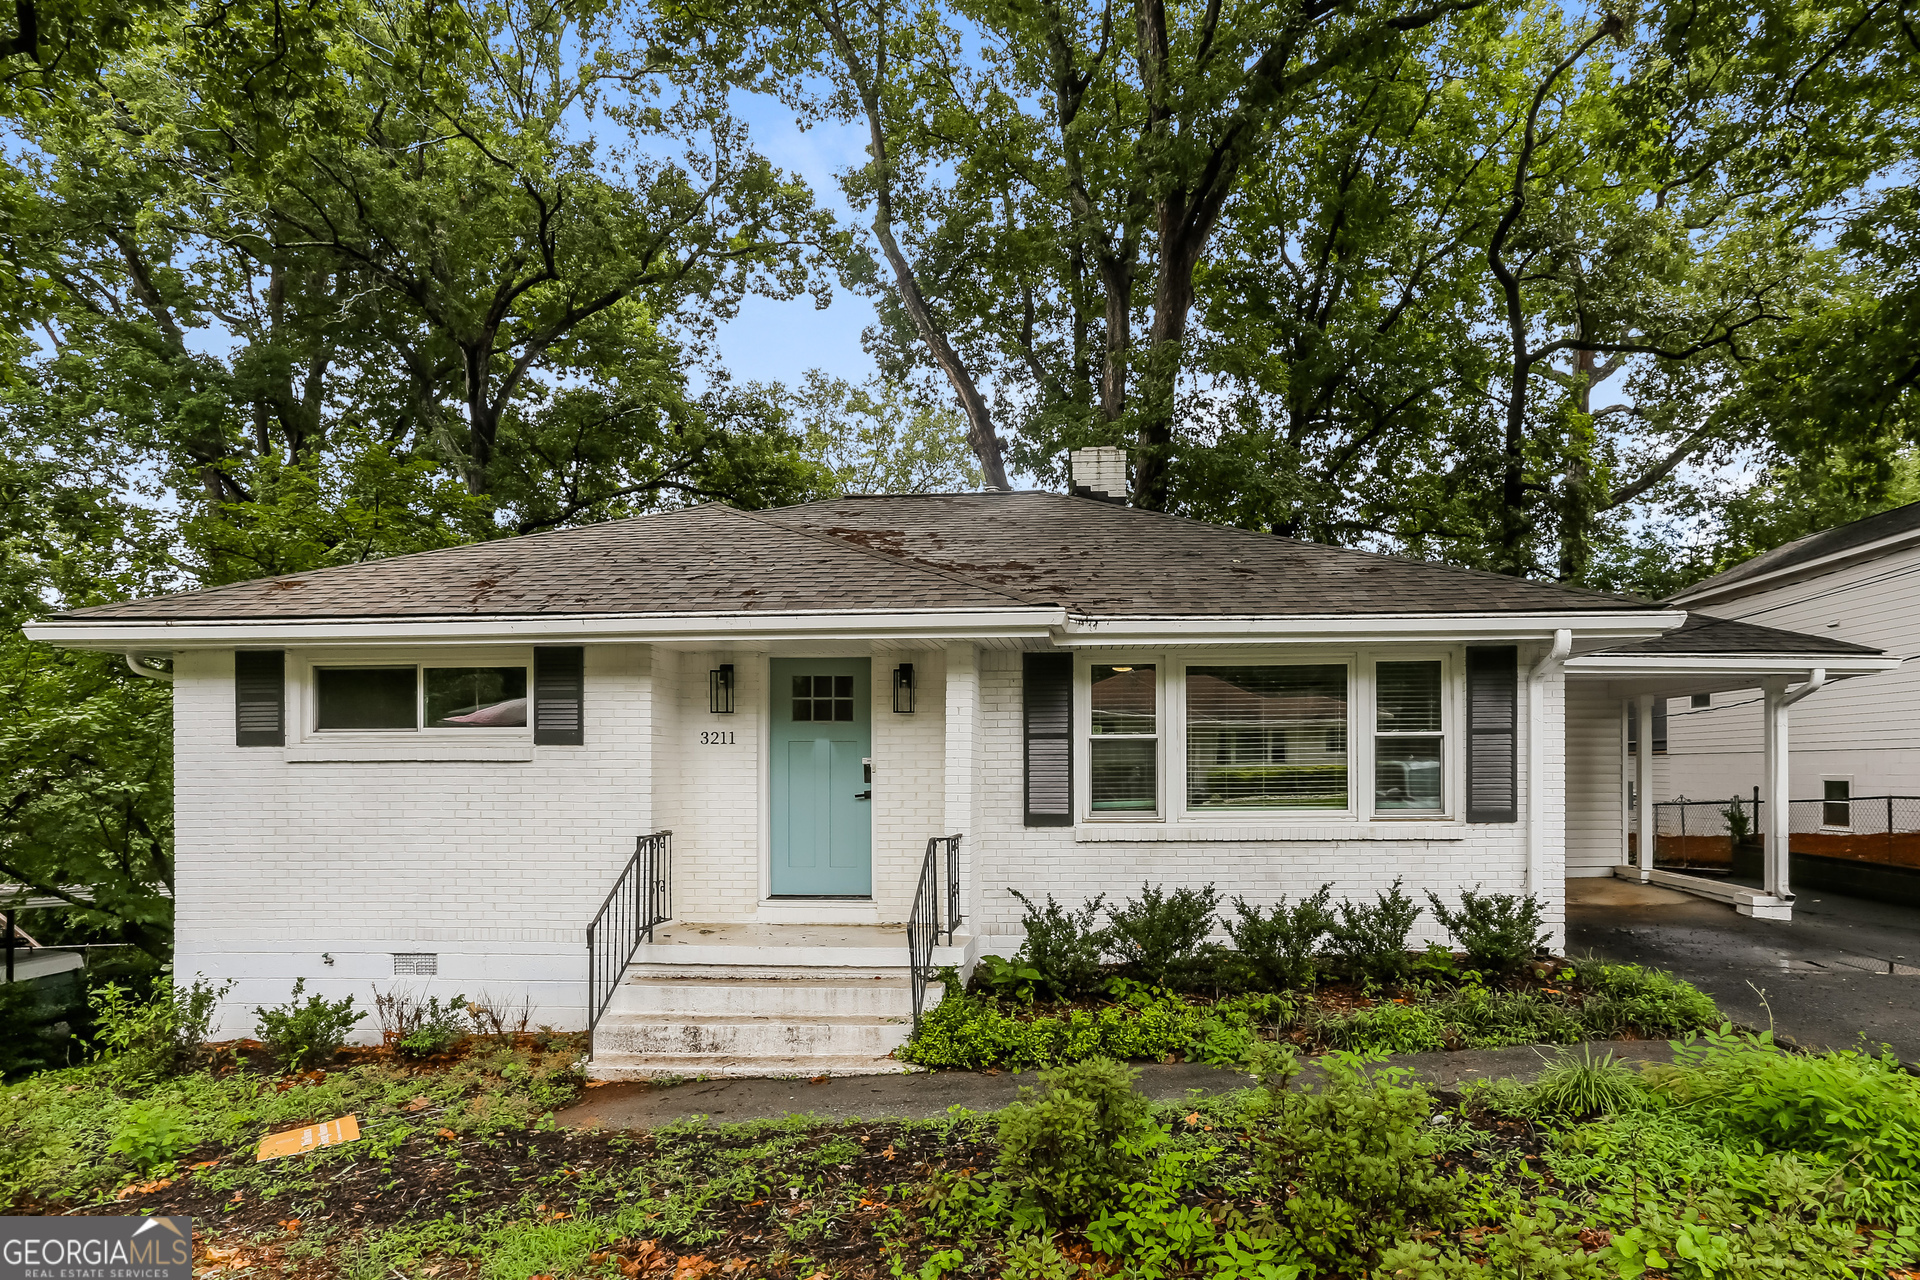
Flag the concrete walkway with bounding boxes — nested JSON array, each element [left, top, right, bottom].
[[557, 1040, 1681, 1130], [1568, 876, 1920, 1062]]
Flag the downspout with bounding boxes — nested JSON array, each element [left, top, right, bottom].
[[1525, 630, 1573, 897], [1782, 667, 1826, 709], [125, 653, 174, 682]]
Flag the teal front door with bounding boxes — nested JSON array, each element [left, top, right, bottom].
[[770, 658, 873, 896]]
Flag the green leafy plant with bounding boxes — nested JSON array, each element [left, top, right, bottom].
[[996, 1056, 1163, 1219], [1425, 885, 1550, 970], [1528, 1045, 1649, 1119], [1008, 889, 1109, 999], [972, 954, 1046, 1004], [397, 993, 469, 1058], [1223, 885, 1334, 991], [91, 970, 234, 1081], [1724, 796, 1753, 844], [1327, 879, 1422, 984], [107, 1102, 193, 1174], [1105, 882, 1222, 988], [254, 978, 360, 1071]]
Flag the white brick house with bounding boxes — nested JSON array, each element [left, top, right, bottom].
[[26, 461, 1895, 1076]]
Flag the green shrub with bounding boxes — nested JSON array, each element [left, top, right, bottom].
[[899, 988, 1209, 1071], [107, 1102, 193, 1174], [398, 993, 469, 1058], [1574, 962, 1719, 1038], [971, 954, 1045, 1003], [1425, 885, 1550, 970], [1328, 879, 1422, 984], [1309, 999, 1445, 1055], [1105, 882, 1221, 988], [254, 978, 360, 1071], [996, 1057, 1162, 1219], [1528, 1045, 1649, 1119], [1251, 1051, 1466, 1272], [91, 970, 233, 1082], [1223, 885, 1333, 990], [1008, 889, 1109, 999]]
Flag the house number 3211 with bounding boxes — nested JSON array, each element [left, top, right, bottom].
[[700, 731, 735, 745]]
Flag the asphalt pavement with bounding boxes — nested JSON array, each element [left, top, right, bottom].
[[1567, 876, 1920, 1061]]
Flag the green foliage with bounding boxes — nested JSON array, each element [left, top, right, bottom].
[[1223, 885, 1334, 991], [1104, 882, 1221, 988], [90, 971, 233, 1082], [1573, 961, 1723, 1039], [106, 1102, 193, 1174], [1528, 1046, 1650, 1119], [996, 1058, 1162, 1219], [1007, 890, 1108, 1000], [1251, 1052, 1466, 1271], [971, 954, 1046, 1004], [1425, 886, 1551, 970], [1328, 879, 1423, 984], [394, 993, 469, 1059], [254, 979, 360, 1071]]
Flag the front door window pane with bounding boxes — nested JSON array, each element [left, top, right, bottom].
[[426, 667, 528, 727], [315, 667, 417, 730], [1187, 665, 1348, 809]]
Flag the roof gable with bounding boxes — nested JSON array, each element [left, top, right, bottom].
[[1674, 500, 1920, 603]]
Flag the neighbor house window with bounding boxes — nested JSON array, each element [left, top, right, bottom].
[[1090, 664, 1157, 812], [314, 664, 528, 731], [1823, 780, 1851, 828], [1375, 661, 1444, 812], [1186, 665, 1348, 810]]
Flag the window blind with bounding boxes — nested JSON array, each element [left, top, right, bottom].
[[533, 647, 585, 745], [1186, 664, 1347, 810], [1465, 645, 1517, 823], [234, 650, 285, 747], [1023, 653, 1072, 826]]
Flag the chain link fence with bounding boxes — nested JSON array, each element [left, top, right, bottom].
[[1637, 796, 1920, 873]]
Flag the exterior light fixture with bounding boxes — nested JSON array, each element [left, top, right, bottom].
[[710, 663, 735, 714], [892, 663, 915, 713]]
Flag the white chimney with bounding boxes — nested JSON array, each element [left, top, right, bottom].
[[1069, 446, 1128, 503]]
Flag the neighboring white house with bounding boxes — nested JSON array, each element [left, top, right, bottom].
[[23, 451, 1894, 1078]]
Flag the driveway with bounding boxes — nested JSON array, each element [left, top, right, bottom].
[[1567, 876, 1920, 1062]]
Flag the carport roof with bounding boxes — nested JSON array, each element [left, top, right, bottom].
[[1588, 613, 1883, 658]]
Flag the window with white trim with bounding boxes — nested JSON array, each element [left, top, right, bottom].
[[1090, 663, 1158, 813], [1185, 664, 1349, 811], [1374, 660, 1444, 812]]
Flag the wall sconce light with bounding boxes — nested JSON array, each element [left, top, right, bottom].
[[892, 663, 915, 714], [710, 663, 735, 714]]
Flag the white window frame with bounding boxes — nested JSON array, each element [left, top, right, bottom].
[[1365, 651, 1456, 822], [292, 648, 536, 744], [1172, 652, 1359, 821], [1820, 774, 1854, 831], [1076, 654, 1166, 821]]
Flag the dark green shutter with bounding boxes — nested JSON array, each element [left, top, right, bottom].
[[534, 646, 585, 745], [1465, 645, 1518, 823], [235, 650, 285, 746], [1024, 653, 1073, 826]]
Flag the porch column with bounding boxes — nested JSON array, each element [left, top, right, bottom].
[[1762, 678, 1791, 901], [1635, 694, 1657, 879], [944, 643, 981, 936]]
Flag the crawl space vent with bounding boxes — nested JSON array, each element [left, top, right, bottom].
[[392, 953, 438, 976]]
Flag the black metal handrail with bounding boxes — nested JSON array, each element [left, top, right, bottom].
[[586, 830, 672, 1058], [909, 833, 962, 1034]]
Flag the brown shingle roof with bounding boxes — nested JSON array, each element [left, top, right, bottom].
[[1588, 613, 1884, 657], [49, 491, 1658, 624], [1675, 500, 1920, 601]]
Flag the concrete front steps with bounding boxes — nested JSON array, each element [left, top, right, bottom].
[[586, 923, 970, 1081]]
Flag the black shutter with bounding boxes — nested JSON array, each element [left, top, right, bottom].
[[533, 646, 585, 745], [1465, 645, 1518, 823], [235, 650, 285, 746], [1024, 652, 1073, 827]]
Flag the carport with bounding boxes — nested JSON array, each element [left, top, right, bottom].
[[1565, 615, 1897, 921]]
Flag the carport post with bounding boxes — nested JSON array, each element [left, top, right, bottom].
[[1762, 680, 1789, 900], [1636, 694, 1657, 879]]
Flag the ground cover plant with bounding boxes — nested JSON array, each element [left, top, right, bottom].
[[10, 999, 1919, 1280], [902, 885, 1717, 1071]]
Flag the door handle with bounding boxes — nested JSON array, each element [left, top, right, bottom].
[[855, 790, 871, 800]]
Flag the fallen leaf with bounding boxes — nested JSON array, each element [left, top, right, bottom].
[[190, 1159, 221, 1171], [278, 1218, 302, 1233], [881, 1144, 896, 1160], [1183, 1111, 1200, 1126], [809, 1074, 828, 1084], [529, 1274, 555, 1280], [402, 1096, 434, 1113], [437, 1128, 459, 1140], [720, 1263, 752, 1277], [672, 1258, 716, 1280], [115, 1178, 173, 1199]]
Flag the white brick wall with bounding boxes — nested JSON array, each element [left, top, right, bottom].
[[175, 645, 653, 1039]]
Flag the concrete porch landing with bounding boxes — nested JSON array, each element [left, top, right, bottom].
[[588, 923, 970, 1082]]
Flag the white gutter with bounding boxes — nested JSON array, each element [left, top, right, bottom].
[[1564, 654, 1896, 679], [1526, 630, 1572, 898], [1781, 666, 1827, 707], [123, 653, 174, 682], [1053, 610, 1686, 646], [27, 607, 1067, 651]]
